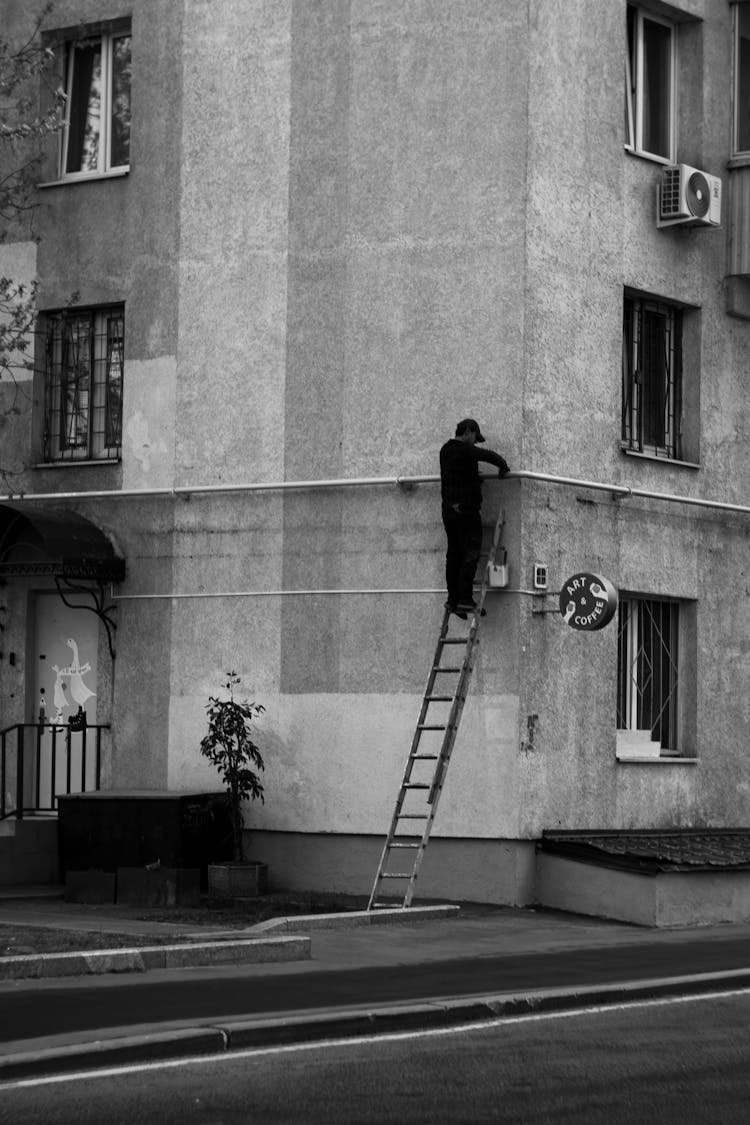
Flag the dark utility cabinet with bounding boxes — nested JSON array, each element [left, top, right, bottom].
[[57, 790, 233, 888]]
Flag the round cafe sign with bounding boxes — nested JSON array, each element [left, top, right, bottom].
[[559, 573, 618, 631]]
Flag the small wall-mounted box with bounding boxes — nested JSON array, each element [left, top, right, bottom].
[[488, 548, 509, 588]]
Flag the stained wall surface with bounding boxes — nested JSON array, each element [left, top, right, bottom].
[[1, 0, 750, 903]]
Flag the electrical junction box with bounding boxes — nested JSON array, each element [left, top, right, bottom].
[[488, 548, 509, 588], [533, 564, 548, 590]]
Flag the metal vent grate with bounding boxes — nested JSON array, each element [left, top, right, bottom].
[[660, 167, 681, 217]]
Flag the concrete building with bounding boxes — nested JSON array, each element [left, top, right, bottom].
[[1, 0, 750, 917]]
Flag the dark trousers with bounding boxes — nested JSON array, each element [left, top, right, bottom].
[[442, 505, 482, 605]]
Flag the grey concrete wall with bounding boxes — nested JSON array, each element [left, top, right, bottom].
[[2, 0, 750, 903]]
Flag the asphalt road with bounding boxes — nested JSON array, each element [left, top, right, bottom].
[[3, 989, 750, 1123], [3, 934, 750, 1043]]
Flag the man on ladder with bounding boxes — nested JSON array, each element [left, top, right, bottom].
[[440, 418, 510, 619], [367, 419, 509, 910]]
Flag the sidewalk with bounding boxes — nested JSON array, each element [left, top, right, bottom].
[[2, 886, 750, 1082]]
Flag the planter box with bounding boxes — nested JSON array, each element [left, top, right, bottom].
[[116, 866, 201, 907], [207, 861, 268, 899]]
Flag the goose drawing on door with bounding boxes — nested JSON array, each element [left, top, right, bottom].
[[48, 640, 96, 723]]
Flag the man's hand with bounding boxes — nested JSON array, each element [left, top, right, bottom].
[[498, 459, 510, 476]]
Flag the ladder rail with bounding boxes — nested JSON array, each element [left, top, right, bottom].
[[367, 509, 505, 911]]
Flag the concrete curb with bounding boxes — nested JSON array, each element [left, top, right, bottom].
[[2, 965, 750, 1082], [0, 904, 458, 979], [248, 904, 461, 933], [0, 935, 310, 980]]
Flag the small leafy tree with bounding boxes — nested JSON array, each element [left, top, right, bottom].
[[0, 4, 66, 486], [200, 672, 265, 863]]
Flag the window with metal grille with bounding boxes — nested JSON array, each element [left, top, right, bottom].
[[735, 2, 750, 155], [622, 293, 682, 459], [625, 5, 675, 162], [40, 307, 124, 463], [59, 24, 131, 179], [617, 597, 679, 754]]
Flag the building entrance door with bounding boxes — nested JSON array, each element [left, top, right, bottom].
[[32, 593, 99, 806]]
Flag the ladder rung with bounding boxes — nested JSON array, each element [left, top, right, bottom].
[[417, 724, 446, 731], [396, 813, 429, 819], [379, 872, 412, 879], [425, 695, 453, 702], [403, 782, 430, 789], [433, 666, 462, 673], [411, 753, 438, 760], [387, 842, 420, 849]]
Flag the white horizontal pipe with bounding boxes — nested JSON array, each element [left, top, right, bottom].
[[113, 586, 542, 601], [3, 467, 750, 518], [0, 474, 438, 503]]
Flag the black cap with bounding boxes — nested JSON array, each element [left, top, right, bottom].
[[455, 418, 486, 442]]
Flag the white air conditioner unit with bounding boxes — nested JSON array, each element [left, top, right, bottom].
[[657, 164, 722, 228]]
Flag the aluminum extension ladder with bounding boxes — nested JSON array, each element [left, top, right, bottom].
[[367, 510, 506, 911]]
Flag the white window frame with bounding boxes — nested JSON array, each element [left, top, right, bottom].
[[625, 5, 677, 164], [733, 2, 750, 156], [59, 27, 131, 181]]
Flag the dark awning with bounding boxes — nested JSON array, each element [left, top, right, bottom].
[[0, 504, 125, 582]]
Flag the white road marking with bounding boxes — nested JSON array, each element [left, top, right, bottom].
[[4, 985, 750, 1091]]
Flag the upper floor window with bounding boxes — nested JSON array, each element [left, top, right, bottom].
[[622, 293, 683, 461], [39, 306, 124, 463], [60, 25, 131, 179], [734, 3, 750, 154], [625, 5, 676, 162]]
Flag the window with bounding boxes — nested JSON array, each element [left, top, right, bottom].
[[59, 26, 131, 178], [625, 5, 676, 162], [622, 293, 683, 460], [39, 307, 124, 462], [734, 3, 750, 154], [617, 597, 679, 756]]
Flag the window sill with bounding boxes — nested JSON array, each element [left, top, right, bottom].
[[34, 459, 121, 469], [616, 753, 698, 764], [727, 154, 750, 171], [624, 146, 673, 167], [621, 448, 700, 470], [38, 169, 130, 189]]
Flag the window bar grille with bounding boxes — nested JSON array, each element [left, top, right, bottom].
[[621, 299, 635, 448], [41, 309, 124, 463], [105, 314, 124, 449], [622, 297, 680, 459], [617, 597, 679, 753]]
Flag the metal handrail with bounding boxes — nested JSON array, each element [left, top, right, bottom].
[[2, 466, 750, 518], [0, 721, 108, 820]]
